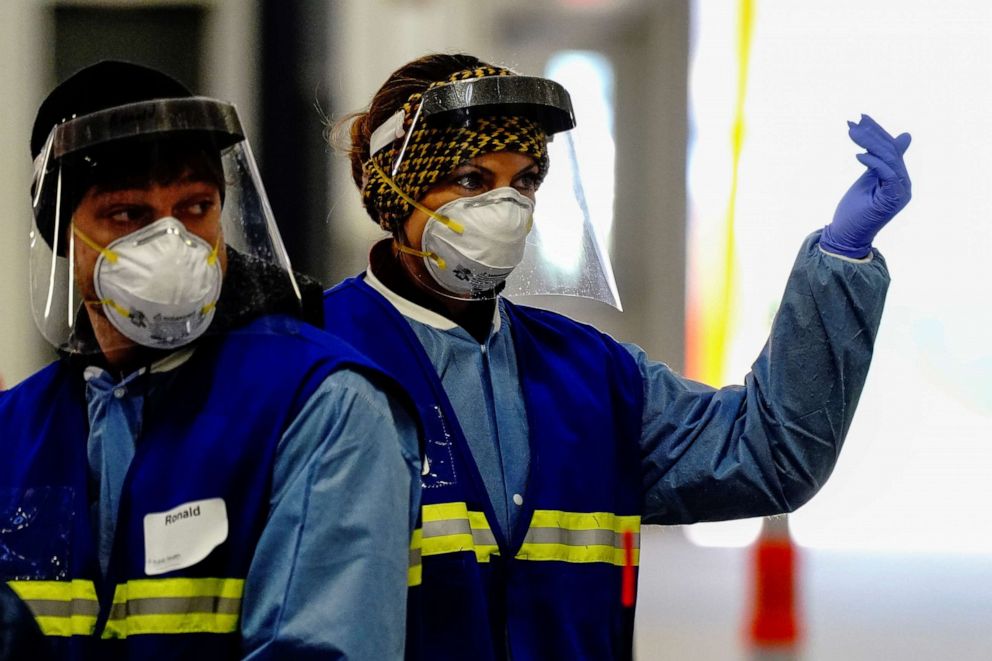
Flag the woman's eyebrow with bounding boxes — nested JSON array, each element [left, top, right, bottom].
[[514, 163, 540, 177], [452, 163, 491, 175]]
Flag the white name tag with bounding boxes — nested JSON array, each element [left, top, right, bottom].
[[143, 497, 228, 576]]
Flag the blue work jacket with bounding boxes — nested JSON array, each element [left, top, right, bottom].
[[0, 315, 386, 660], [323, 232, 891, 660]]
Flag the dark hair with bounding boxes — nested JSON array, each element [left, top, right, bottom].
[[68, 136, 226, 200], [37, 136, 226, 257], [331, 53, 488, 193]]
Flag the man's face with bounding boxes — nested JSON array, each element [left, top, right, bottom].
[[71, 175, 225, 306]]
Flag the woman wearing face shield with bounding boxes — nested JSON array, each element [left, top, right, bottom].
[[0, 61, 419, 660], [323, 54, 911, 660]]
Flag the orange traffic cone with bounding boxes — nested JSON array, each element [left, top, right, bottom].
[[746, 515, 801, 660]]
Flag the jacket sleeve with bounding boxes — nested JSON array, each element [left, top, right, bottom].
[[240, 368, 421, 660], [633, 232, 890, 525]]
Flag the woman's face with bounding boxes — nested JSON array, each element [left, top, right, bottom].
[[401, 151, 540, 250]]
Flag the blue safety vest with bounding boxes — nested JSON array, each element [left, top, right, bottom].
[[0, 315, 381, 660], [324, 277, 645, 661]]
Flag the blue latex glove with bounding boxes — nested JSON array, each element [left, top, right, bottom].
[[821, 114, 912, 258]]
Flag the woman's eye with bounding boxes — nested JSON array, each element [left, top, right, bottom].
[[453, 172, 484, 191], [513, 172, 542, 194]]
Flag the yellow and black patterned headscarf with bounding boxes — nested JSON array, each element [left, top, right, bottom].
[[361, 66, 549, 230]]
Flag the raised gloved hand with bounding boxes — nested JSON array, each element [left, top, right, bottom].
[[821, 114, 912, 258]]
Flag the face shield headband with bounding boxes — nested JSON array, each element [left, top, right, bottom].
[[42, 97, 243, 161], [360, 70, 575, 231]]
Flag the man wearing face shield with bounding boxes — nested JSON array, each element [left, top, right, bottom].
[[0, 61, 419, 660], [322, 54, 911, 660]]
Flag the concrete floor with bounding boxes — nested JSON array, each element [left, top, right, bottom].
[[634, 527, 992, 660]]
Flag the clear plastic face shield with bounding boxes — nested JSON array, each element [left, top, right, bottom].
[[30, 97, 300, 354], [370, 75, 621, 309]]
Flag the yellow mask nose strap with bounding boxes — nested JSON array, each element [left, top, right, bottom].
[[394, 241, 446, 270], [72, 224, 118, 264], [370, 158, 464, 234]]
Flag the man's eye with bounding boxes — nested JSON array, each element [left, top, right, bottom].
[[182, 199, 216, 217], [108, 207, 150, 224]]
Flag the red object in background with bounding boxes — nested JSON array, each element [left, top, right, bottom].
[[622, 530, 636, 607], [747, 516, 800, 651]]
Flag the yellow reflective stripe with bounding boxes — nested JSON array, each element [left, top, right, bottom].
[[109, 577, 243, 602], [528, 510, 641, 534], [102, 577, 243, 639], [32, 614, 97, 637], [103, 613, 240, 638], [408, 564, 423, 587], [518, 510, 641, 566], [516, 544, 640, 565], [420, 501, 472, 522], [409, 529, 423, 587], [414, 505, 640, 568], [6, 579, 100, 637], [6, 579, 97, 602], [417, 502, 498, 564]]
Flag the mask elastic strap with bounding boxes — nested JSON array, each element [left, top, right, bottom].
[[72, 224, 119, 263], [203, 236, 222, 312], [89, 296, 215, 319], [207, 235, 221, 266], [394, 241, 447, 270], [84, 296, 131, 319], [73, 225, 129, 317], [369, 158, 464, 234]]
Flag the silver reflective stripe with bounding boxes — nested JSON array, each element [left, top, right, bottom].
[[523, 528, 641, 548], [421, 518, 471, 537], [472, 528, 498, 547], [409, 546, 422, 567], [421, 518, 498, 547], [21, 598, 101, 618], [108, 595, 242, 620]]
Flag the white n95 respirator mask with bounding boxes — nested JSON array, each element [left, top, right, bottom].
[[416, 187, 534, 297], [76, 216, 223, 349]]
